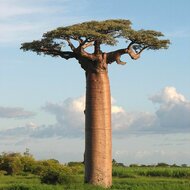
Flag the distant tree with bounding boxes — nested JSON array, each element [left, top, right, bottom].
[[67, 161, 84, 167], [171, 164, 179, 167], [112, 159, 117, 165], [21, 19, 170, 187], [181, 164, 188, 167], [112, 159, 125, 167], [156, 163, 169, 167], [129, 164, 139, 167]]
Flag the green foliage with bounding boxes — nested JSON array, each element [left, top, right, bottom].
[[113, 165, 190, 178], [123, 29, 170, 51], [20, 19, 170, 58], [1, 168, 190, 190], [67, 162, 84, 175], [20, 155, 36, 173], [44, 19, 132, 45], [67, 161, 83, 167], [156, 162, 170, 167], [0, 153, 23, 175], [1, 152, 190, 189], [40, 167, 73, 185]]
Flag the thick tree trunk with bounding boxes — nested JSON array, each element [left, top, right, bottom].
[[85, 70, 112, 188]]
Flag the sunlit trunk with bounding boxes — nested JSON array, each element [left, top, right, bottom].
[[85, 70, 112, 188]]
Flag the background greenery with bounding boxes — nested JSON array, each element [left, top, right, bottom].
[[0, 151, 190, 190]]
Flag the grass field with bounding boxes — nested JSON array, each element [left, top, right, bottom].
[[1, 166, 190, 190]]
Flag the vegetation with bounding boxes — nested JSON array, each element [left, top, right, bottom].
[[0, 152, 190, 189]]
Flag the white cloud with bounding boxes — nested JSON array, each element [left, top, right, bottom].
[[112, 105, 125, 114], [41, 96, 85, 137], [0, 106, 35, 119], [150, 87, 190, 133], [149, 86, 186, 104]]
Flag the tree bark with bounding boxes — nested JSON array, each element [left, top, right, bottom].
[[85, 70, 112, 188]]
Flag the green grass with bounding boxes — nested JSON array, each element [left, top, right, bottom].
[[1, 166, 190, 190], [112, 166, 190, 178]]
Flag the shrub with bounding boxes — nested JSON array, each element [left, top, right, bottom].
[[0, 153, 23, 175], [41, 167, 74, 185]]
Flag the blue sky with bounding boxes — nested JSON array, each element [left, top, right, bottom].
[[0, 0, 190, 165]]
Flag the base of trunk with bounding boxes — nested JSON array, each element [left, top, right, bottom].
[[85, 71, 112, 188]]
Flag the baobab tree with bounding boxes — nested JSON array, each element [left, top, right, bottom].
[[21, 19, 170, 188]]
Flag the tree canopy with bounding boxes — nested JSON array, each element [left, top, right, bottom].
[[21, 19, 170, 69]]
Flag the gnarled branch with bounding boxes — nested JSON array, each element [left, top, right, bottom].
[[106, 49, 127, 65], [79, 48, 96, 60], [82, 41, 94, 49], [126, 42, 148, 60], [94, 40, 101, 54], [127, 46, 140, 60]]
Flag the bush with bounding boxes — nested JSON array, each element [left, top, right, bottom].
[[41, 167, 74, 185], [0, 153, 23, 175], [20, 155, 36, 173]]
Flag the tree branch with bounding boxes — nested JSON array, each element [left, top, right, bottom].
[[126, 42, 149, 60], [66, 38, 76, 51], [59, 51, 76, 59], [79, 47, 96, 60], [82, 41, 94, 49], [106, 41, 148, 65], [127, 46, 140, 60], [138, 46, 148, 54], [126, 41, 141, 60], [106, 48, 128, 65], [94, 40, 101, 54], [40, 48, 75, 59]]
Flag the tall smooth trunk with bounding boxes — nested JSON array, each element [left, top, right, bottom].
[[85, 71, 112, 187]]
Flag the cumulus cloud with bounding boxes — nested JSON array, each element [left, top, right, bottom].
[[149, 86, 186, 104], [0, 106, 35, 119], [150, 87, 190, 133], [40, 96, 85, 137]]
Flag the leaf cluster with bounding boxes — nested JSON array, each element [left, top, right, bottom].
[[124, 29, 170, 51], [20, 19, 170, 58], [21, 39, 64, 57], [44, 19, 132, 46]]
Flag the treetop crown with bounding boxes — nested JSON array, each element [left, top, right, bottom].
[[20, 19, 170, 67]]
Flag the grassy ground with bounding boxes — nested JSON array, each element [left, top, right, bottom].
[[0, 166, 190, 190]]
